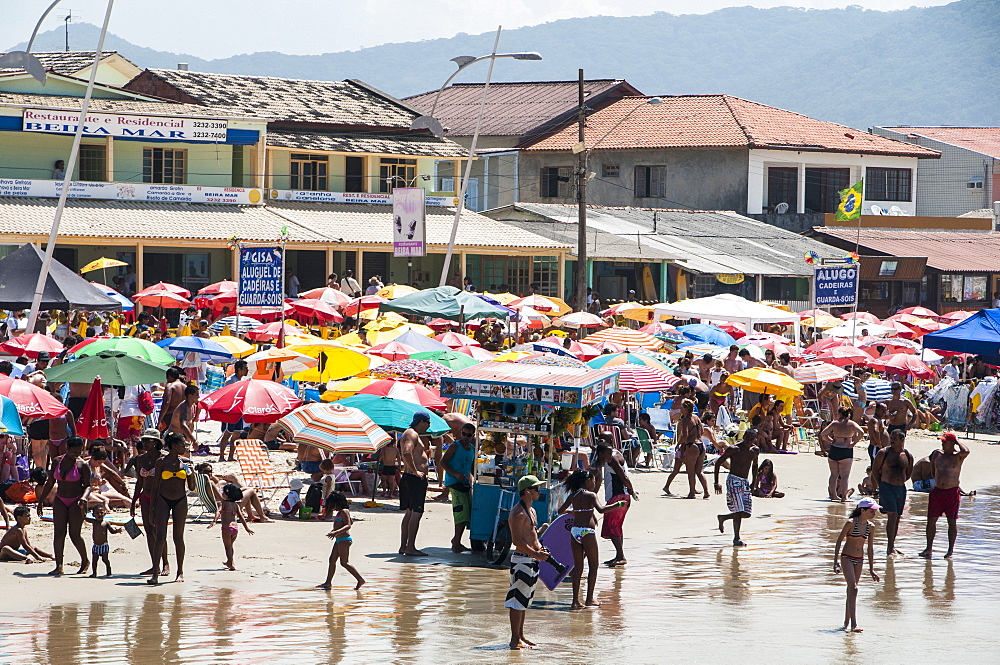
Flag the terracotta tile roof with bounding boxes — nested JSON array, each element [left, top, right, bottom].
[[267, 129, 467, 158], [403, 79, 640, 138], [267, 201, 569, 250], [0, 91, 249, 119], [0, 51, 123, 75], [879, 127, 1000, 159], [142, 69, 418, 128], [523, 95, 939, 158], [815, 227, 1000, 272]]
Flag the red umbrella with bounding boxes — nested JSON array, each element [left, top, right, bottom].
[[870, 353, 935, 379], [342, 295, 386, 317], [0, 333, 63, 359], [76, 378, 109, 439], [357, 378, 446, 409], [435, 331, 480, 348], [134, 281, 191, 298], [290, 299, 344, 323], [538, 336, 602, 361], [200, 378, 302, 423], [939, 310, 973, 322], [238, 303, 295, 321], [299, 286, 351, 307], [244, 322, 304, 342], [797, 308, 833, 319], [614, 364, 680, 392], [816, 345, 871, 367], [426, 318, 460, 330], [369, 341, 420, 361], [898, 306, 938, 319], [841, 311, 881, 324], [0, 377, 69, 418], [858, 338, 920, 356], [754, 339, 803, 359], [714, 322, 746, 340], [133, 290, 193, 309], [198, 280, 238, 296], [454, 344, 495, 360], [804, 337, 849, 354], [204, 287, 238, 311]]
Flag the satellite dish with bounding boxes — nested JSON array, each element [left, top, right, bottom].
[[774, 202, 789, 214], [410, 115, 445, 139]]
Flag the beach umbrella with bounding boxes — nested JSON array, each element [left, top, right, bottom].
[[370, 359, 452, 384], [587, 352, 672, 373], [0, 376, 69, 418], [337, 395, 450, 435], [843, 377, 893, 402], [621, 305, 661, 323], [858, 337, 921, 356], [357, 378, 446, 409], [511, 307, 551, 329], [90, 282, 134, 312], [434, 331, 480, 348], [584, 327, 662, 350], [369, 340, 420, 361], [638, 321, 677, 336], [365, 312, 409, 330], [322, 377, 381, 401], [208, 315, 262, 335], [792, 361, 848, 384], [0, 395, 24, 435], [134, 281, 191, 298], [677, 324, 738, 346], [44, 350, 169, 386], [410, 349, 481, 371], [454, 345, 496, 361], [276, 402, 391, 455], [426, 317, 460, 330], [390, 330, 451, 353], [288, 347, 371, 382], [157, 336, 235, 361], [0, 333, 62, 359], [516, 355, 589, 369], [209, 335, 255, 358], [816, 345, 872, 367], [343, 295, 387, 317], [484, 292, 519, 306], [841, 311, 881, 324], [601, 302, 642, 317], [939, 310, 974, 322], [711, 322, 747, 339], [869, 353, 935, 379], [613, 364, 679, 392], [201, 378, 302, 424], [197, 280, 238, 296], [539, 337, 601, 361], [800, 314, 842, 329], [299, 286, 351, 307], [133, 290, 193, 309], [289, 299, 344, 323], [804, 337, 850, 354], [726, 367, 804, 396], [750, 339, 803, 359], [588, 340, 628, 354], [824, 322, 895, 338], [245, 347, 318, 377], [493, 350, 537, 362], [554, 311, 605, 329], [78, 336, 175, 364], [898, 306, 939, 319], [797, 308, 832, 319], [80, 257, 128, 274], [880, 319, 921, 339], [376, 284, 419, 299], [244, 322, 304, 343], [76, 378, 109, 439], [508, 295, 559, 313]]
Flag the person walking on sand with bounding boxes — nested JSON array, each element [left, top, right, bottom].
[[506, 475, 548, 650], [871, 429, 913, 556], [714, 428, 760, 546], [317, 491, 365, 590], [146, 433, 195, 585], [919, 432, 970, 559], [662, 399, 710, 499], [820, 408, 864, 502], [592, 440, 638, 566], [440, 423, 477, 553], [399, 412, 431, 556], [833, 498, 881, 632], [87, 504, 122, 577], [209, 483, 254, 571], [36, 436, 91, 576]]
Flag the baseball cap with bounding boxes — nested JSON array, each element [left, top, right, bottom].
[[940, 432, 959, 444], [517, 475, 545, 492], [857, 497, 881, 511], [289, 478, 304, 490], [410, 411, 431, 426], [36, 352, 50, 361], [140, 428, 162, 441]]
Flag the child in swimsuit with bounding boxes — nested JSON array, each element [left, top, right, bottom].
[[557, 469, 626, 610], [87, 504, 122, 577], [833, 498, 881, 633], [209, 483, 254, 571], [0, 505, 52, 564], [317, 491, 365, 590], [752, 459, 785, 498]]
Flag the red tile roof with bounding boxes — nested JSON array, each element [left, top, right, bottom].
[[523, 95, 939, 158], [403, 79, 640, 138], [816, 227, 1000, 272], [880, 127, 1000, 159]]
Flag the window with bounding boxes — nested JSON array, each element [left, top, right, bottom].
[[78, 144, 106, 182], [142, 147, 185, 184], [866, 167, 912, 201], [878, 260, 899, 277], [602, 163, 620, 178], [941, 274, 986, 301], [767, 167, 797, 212], [345, 156, 365, 193], [379, 158, 416, 193], [290, 153, 328, 191], [963, 275, 987, 301], [967, 179, 984, 189], [531, 256, 559, 296], [804, 168, 849, 213], [634, 165, 666, 198], [539, 167, 570, 198]]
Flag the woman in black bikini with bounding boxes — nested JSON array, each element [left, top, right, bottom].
[[129, 431, 169, 577], [833, 498, 881, 632], [820, 408, 864, 502], [36, 436, 91, 576], [147, 433, 194, 585], [664, 399, 710, 499]]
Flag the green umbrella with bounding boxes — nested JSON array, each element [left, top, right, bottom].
[[44, 350, 170, 386], [409, 350, 481, 371], [337, 395, 450, 435], [76, 336, 175, 365]]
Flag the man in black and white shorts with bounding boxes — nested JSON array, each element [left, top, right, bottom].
[[505, 475, 549, 650]]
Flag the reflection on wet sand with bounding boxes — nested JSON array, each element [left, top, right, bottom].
[[2, 490, 998, 663]]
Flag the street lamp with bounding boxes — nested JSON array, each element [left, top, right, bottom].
[[408, 27, 540, 289], [574, 95, 662, 312]]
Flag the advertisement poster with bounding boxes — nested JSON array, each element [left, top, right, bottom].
[[238, 246, 283, 307], [392, 187, 426, 257]]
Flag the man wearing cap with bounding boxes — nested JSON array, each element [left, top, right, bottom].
[[871, 429, 913, 556], [399, 412, 431, 557], [23, 351, 50, 376], [919, 432, 970, 559], [506, 474, 548, 650], [178, 305, 197, 331]]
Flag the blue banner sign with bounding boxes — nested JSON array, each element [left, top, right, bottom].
[[239, 246, 283, 307], [814, 265, 858, 307]]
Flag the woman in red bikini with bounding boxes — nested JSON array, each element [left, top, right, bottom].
[[833, 497, 881, 632], [36, 436, 91, 576], [146, 432, 195, 585], [129, 429, 169, 577]]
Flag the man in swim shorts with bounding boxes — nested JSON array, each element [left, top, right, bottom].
[[506, 475, 547, 650], [919, 432, 969, 559], [714, 428, 760, 547], [871, 428, 913, 556]]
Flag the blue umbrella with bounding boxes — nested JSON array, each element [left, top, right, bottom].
[[677, 324, 738, 347], [391, 329, 452, 353], [0, 395, 25, 435], [208, 315, 262, 335], [91, 285, 134, 312], [157, 336, 235, 361], [529, 342, 576, 357], [337, 394, 450, 435]]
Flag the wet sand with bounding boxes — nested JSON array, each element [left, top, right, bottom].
[[2, 427, 999, 663]]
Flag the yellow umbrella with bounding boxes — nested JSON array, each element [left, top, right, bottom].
[[284, 332, 325, 345], [622, 305, 660, 323], [726, 367, 804, 396], [377, 284, 418, 299], [494, 351, 536, 361], [80, 257, 128, 273], [317, 347, 372, 381], [486, 292, 519, 305], [546, 296, 572, 316], [320, 376, 380, 401], [801, 314, 841, 329], [210, 335, 255, 358], [286, 339, 351, 358], [365, 312, 408, 330]]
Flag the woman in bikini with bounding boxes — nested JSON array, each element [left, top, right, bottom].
[[833, 498, 881, 632], [146, 432, 195, 585], [662, 399, 710, 499], [558, 469, 624, 609], [36, 436, 91, 576], [820, 408, 865, 502], [130, 431, 169, 577]]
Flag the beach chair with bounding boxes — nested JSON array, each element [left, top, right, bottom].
[[235, 439, 291, 503], [190, 472, 218, 521], [635, 428, 663, 469], [794, 426, 819, 453]]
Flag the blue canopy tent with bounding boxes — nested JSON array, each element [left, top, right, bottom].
[[677, 324, 738, 347], [923, 309, 1000, 363]]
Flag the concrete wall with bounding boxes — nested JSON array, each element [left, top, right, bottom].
[[517, 148, 749, 212], [872, 128, 995, 217]]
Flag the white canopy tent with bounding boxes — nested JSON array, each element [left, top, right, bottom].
[[653, 294, 801, 346]]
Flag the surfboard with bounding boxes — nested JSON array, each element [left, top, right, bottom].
[[539, 513, 575, 591]]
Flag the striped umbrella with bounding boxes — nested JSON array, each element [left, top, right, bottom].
[[613, 363, 679, 392], [843, 377, 893, 402], [588, 352, 672, 373], [508, 295, 559, 313], [858, 337, 921, 355], [583, 327, 663, 350], [792, 361, 848, 384], [209, 315, 263, 335], [277, 402, 391, 454]]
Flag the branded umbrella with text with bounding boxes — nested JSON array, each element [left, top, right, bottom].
[[77, 377, 109, 440]]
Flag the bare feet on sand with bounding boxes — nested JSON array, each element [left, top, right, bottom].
[[718, 516, 725, 533], [403, 549, 428, 556]]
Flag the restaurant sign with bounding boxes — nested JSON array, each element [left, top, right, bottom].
[[0, 178, 263, 205], [23, 109, 229, 141]]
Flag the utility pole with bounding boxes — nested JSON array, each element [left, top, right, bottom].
[[574, 69, 588, 313]]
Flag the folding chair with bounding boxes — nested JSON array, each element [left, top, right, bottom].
[[190, 472, 218, 521], [635, 428, 663, 469], [235, 439, 291, 503], [333, 467, 363, 495]]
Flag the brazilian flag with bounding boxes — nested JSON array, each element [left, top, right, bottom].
[[835, 180, 864, 221]]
